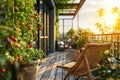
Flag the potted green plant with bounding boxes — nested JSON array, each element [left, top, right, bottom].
[[0, 0, 44, 80], [76, 33, 88, 49], [65, 28, 93, 61], [66, 28, 89, 49]]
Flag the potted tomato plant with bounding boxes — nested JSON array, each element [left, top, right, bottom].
[[0, 0, 44, 80]]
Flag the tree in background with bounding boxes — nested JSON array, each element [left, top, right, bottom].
[[95, 7, 120, 34]]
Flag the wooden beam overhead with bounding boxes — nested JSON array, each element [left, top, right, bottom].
[[59, 13, 75, 16], [59, 18, 73, 20], [56, 0, 86, 18], [56, 3, 79, 9], [73, 0, 86, 19]]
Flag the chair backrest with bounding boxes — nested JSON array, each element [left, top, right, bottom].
[[84, 42, 112, 69], [70, 42, 112, 73]]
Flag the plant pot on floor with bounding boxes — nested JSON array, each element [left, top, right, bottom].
[[11, 59, 40, 80]]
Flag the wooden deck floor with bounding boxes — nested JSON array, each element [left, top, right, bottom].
[[37, 51, 88, 80]]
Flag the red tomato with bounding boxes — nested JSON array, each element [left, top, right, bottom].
[[15, 43, 20, 48], [32, 7, 35, 11], [9, 62, 14, 65], [8, 41, 12, 46], [28, 27, 32, 30], [34, 15, 38, 19], [26, 45, 29, 48], [14, 7, 17, 12], [19, 22, 23, 26], [35, 13, 38, 16], [9, 35, 14, 40], [29, 44, 33, 48], [19, 56, 23, 61], [1, 69, 6, 73], [13, 38, 18, 43], [15, 56, 20, 61]]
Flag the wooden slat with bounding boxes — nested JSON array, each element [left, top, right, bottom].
[[48, 53, 61, 80], [59, 13, 75, 16], [41, 55, 57, 80], [37, 56, 52, 80], [56, 3, 78, 9], [62, 52, 67, 80], [73, 0, 86, 19], [55, 52, 63, 80], [40, 36, 48, 39]]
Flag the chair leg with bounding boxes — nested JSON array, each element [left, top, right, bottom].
[[64, 73, 69, 80], [87, 73, 92, 80], [74, 76, 80, 80]]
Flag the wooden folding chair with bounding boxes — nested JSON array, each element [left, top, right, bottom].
[[57, 42, 112, 80]]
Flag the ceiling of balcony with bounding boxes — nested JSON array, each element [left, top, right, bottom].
[[55, 0, 86, 19]]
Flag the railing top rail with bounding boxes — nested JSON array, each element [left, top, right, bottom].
[[89, 33, 120, 36]]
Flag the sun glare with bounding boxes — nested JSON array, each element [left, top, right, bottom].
[[104, 12, 117, 27]]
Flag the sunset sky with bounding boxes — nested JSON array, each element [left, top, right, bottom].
[[78, 0, 120, 33], [59, 0, 120, 35]]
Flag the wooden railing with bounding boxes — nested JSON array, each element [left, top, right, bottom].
[[88, 33, 120, 60]]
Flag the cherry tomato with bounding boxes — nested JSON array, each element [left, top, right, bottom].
[[1, 69, 6, 73], [13, 38, 18, 43], [15, 43, 20, 48], [34, 15, 38, 19], [9, 35, 14, 40], [19, 22, 23, 26], [9, 62, 14, 65], [8, 41, 12, 46], [29, 44, 33, 48], [28, 27, 32, 30]]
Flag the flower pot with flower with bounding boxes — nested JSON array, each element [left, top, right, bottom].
[[0, 0, 44, 80]]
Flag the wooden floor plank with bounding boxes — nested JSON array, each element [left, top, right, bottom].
[[41, 54, 57, 80], [37, 51, 89, 80], [48, 53, 61, 80], [62, 52, 67, 80], [37, 56, 53, 80], [55, 52, 63, 80]]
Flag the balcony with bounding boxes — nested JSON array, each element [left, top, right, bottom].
[[0, 0, 120, 80], [37, 33, 120, 80]]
